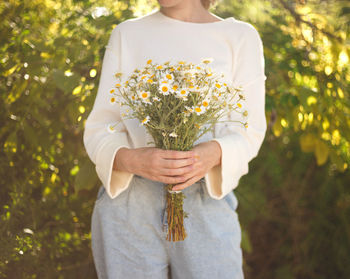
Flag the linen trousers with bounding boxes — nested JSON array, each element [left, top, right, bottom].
[[91, 174, 244, 279]]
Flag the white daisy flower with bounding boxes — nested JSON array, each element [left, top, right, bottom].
[[141, 115, 150, 126], [214, 81, 223, 90], [107, 124, 117, 133], [201, 98, 210, 108], [169, 131, 178, 137], [159, 82, 170, 95], [170, 83, 180, 94], [109, 96, 117, 104], [161, 71, 174, 83], [176, 88, 189, 98], [200, 57, 214, 64], [138, 90, 151, 101], [109, 88, 116, 94], [193, 105, 206, 115]]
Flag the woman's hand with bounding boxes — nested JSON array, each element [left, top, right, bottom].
[[171, 140, 222, 191], [113, 146, 197, 185]]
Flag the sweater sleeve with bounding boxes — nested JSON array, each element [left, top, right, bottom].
[[204, 24, 267, 200], [83, 26, 134, 199]]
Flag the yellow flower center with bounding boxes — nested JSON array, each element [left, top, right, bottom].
[[162, 86, 168, 92], [180, 90, 186, 95], [147, 59, 152, 64], [141, 92, 148, 98], [115, 84, 121, 87], [237, 103, 242, 108], [110, 89, 115, 93], [195, 107, 202, 113], [203, 101, 208, 107], [156, 65, 163, 69], [215, 83, 221, 88], [110, 97, 115, 102], [166, 74, 172, 79], [173, 85, 178, 90]]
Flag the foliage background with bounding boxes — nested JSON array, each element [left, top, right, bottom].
[[0, 0, 349, 278]]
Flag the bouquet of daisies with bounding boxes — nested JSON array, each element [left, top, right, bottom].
[[108, 58, 248, 242]]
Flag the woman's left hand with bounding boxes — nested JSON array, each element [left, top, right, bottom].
[[171, 140, 222, 191]]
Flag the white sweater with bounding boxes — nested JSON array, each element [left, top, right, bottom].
[[83, 8, 267, 200]]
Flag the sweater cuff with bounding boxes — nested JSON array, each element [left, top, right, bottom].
[[95, 139, 134, 199], [204, 134, 249, 200]]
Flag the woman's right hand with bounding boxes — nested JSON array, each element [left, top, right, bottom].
[[113, 147, 197, 185]]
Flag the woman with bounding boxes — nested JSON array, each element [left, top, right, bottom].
[[83, 0, 267, 278]]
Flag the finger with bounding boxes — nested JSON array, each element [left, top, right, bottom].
[[159, 164, 194, 176], [171, 175, 199, 191], [161, 157, 195, 169], [158, 174, 187, 185], [160, 149, 195, 159]]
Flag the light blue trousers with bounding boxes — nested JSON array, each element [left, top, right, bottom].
[[91, 174, 244, 279]]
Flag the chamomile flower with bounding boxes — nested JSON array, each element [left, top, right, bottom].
[[214, 81, 223, 89], [202, 99, 210, 108], [176, 88, 189, 98], [159, 82, 170, 95], [138, 90, 151, 101], [169, 131, 178, 137], [200, 57, 214, 64], [141, 116, 150, 126], [109, 97, 116, 104], [107, 124, 117, 133], [170, 83, 179, 93], [164, 72, 174, 82], [205, 67, 213, 77], [193, 105, 206, 115]]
